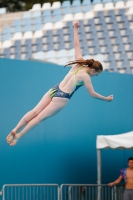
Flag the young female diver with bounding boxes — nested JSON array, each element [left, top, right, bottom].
[[6, 21, 113, 146]]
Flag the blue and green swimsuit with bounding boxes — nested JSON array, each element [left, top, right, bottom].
[[50, 66, 84, 99]]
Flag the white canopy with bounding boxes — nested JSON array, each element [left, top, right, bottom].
[[96, 131, 133, 149]]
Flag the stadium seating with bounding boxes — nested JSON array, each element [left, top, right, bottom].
[[0, 0, 133, 74]]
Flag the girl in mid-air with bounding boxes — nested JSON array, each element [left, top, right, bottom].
[[6, 21, 113, 146]]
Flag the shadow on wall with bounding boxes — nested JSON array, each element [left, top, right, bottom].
[[0, 58, 133, 188]]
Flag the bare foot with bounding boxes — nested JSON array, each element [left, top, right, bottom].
[[6, 130, 16, 144], [10, 134, 20, 146]]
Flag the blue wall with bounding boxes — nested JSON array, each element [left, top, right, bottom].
[[0, 58, 133, 189]]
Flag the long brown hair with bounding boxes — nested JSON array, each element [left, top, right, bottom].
[[65, 58, 103, 72]]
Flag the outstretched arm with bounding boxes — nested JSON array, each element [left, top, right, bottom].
[[83, 74, 113, 101], [73, 21, 83, 60], [108, 175, 123, 187]]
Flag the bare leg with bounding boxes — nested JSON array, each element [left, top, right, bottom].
[[10, 97, 69, 146], [6, 91, 51, 143]]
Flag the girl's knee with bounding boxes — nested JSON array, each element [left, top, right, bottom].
[[35, 116, 43, 124], [36, 113, 50, 122], [30, 109, 39, 117]]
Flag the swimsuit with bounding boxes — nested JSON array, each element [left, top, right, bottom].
[[50, 66, 84, 99]]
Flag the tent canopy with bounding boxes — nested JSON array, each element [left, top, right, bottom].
[[96, 131, 133, 149]]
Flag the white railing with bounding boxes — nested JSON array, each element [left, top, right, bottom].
[[2, 184, 59, 200], [0, 184, 125, 200], [60, 184, 114, 200]]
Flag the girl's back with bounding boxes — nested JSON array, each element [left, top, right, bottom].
[[59, 65, 85, 94]]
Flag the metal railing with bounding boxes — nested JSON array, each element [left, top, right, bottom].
[[114, 185, 125, 200], [60, 184, 115, 200], [2, 184, 59, 200], [0, 184, 125, 200]]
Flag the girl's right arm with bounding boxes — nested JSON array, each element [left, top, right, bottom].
[[83, 74, 113, 102], [73, 21, 83, 60]]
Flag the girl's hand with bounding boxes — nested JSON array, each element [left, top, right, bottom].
[[73, 21, 80, 28], [106, 95, 113, 102]]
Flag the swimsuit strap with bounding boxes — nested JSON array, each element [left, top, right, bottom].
[[69, 66, 84, 86], [72, 66, 83, 75]]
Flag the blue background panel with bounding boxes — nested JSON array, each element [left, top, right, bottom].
[[0, 58, 133, 188]]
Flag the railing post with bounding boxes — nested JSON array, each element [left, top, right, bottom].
[[0, 189, 2, 200], [68, 186, 72, 200], [114, 185, 117, 200], [2, 185, 5, 200], [112, 186, 114, 200], [60, 185, 63, 200], [97, 149, 102, 200], [58, 186, 61, 200]]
